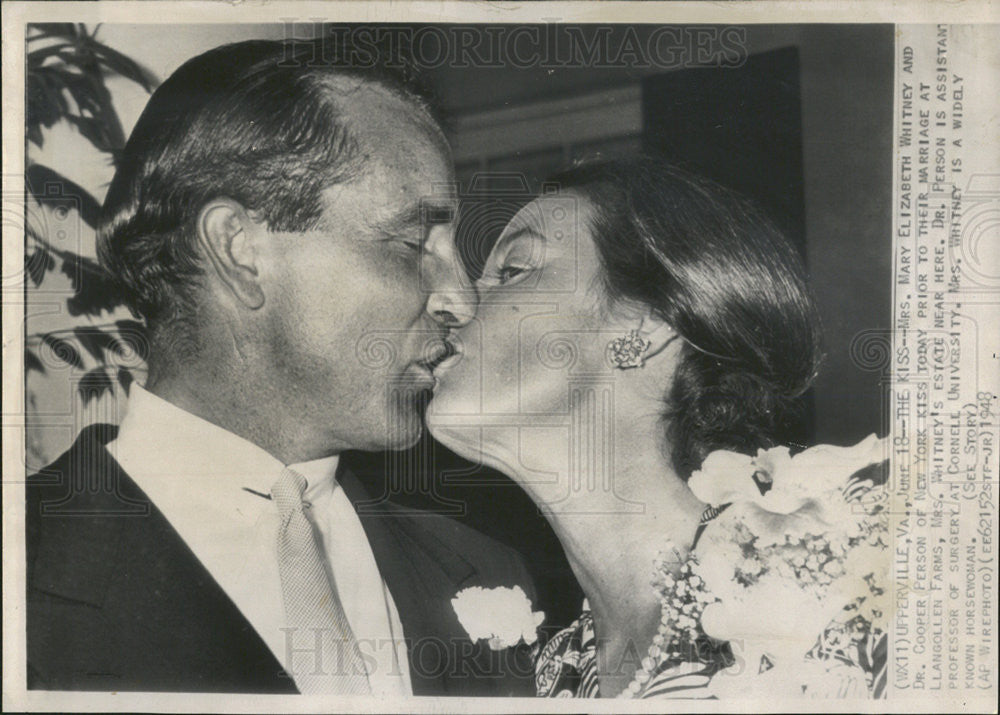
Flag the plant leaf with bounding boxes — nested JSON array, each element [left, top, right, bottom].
[[117, 368, 134, 393], [60, 255, 126, 317], [26, 22, 157, 164], [64, 114, 117, 155], [27, 70, 70, 118], [27, 41, 77, 68], [28, 23, 79, 41], [88, 40, 158, 92], [26, 68, 73, 144], [45, 54, 127, 152], [26, 163, 102, 227], [25, 248, 56, 287], [44, 65, 103, 116], [73, 326, 115, 362], [26, 349, 46, 374], [40, 333, 84, 369], [25, 208, 47, 247], [27, 121, 45, 149], [78, 367, 114, 405]]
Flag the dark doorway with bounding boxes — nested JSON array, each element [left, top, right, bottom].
[[642, 46, 806, 256], [643, 47, 814, 448]]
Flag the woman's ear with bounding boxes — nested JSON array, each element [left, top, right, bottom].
[[637, 313, 681, 363], [196, 198, 265, 310], [607, 302, 680, 369]]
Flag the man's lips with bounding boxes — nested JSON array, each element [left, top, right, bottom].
[[415, 337, 462, 376]]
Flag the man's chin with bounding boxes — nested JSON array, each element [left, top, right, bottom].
[[381, 423, 423, 451], [378, 389, 430, 451]]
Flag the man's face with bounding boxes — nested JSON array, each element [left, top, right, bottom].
[[258, 82, 471, 453]]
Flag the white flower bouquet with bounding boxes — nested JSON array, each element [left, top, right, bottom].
[[649, 434, 889, 699]]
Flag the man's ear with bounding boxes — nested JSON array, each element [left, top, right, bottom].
[[196, 198, 265, 310]]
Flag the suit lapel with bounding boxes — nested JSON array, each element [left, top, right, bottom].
[[337, 464, 537, 697], [337, 465, 490, 694], [28, 424, 296, 693], [30, 427, 530, 695]]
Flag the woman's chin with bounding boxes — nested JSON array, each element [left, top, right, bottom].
[[425, 397, 477, 458], [425, 419, 487, 468], [425, 408, 513, 476]]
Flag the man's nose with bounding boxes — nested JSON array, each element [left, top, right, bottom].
[[425, 233, 479, 328]]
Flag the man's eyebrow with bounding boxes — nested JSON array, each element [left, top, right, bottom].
[[376, 200, 457, 233], [374, 204, 423, 233]]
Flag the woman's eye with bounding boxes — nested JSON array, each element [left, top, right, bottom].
[[498, 265, 529, 285], [399, 238, 423, 253]]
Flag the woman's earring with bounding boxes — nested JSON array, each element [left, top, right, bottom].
[[608, 330, 651, 369]]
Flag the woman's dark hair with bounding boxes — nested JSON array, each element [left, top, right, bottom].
[[98, 35, 440, 330], [549, 156, 823, 478]]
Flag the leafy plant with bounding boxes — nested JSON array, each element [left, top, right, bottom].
[[25, 23, 157, 404]]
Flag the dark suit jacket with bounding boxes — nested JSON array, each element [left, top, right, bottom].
[[26, 424, 536, 695]]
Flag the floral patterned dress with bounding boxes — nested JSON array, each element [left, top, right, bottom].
[[534, 605, 887, 699], [534, 608, 730, 698]]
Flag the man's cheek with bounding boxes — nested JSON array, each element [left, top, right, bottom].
[[349, 309, 415, 376]]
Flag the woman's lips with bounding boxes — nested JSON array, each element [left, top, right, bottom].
[[432, 349, 463, 375], [406, 339, 463, 389]]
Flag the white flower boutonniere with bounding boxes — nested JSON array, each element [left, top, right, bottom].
[[451, 585, 545, 650]]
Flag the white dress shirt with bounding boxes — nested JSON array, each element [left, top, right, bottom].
[[105, 384, 412, 695]]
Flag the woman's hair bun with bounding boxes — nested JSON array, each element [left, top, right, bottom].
[[549, 156, 823, 478]]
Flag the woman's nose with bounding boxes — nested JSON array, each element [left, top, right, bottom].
[[427, 290, 478, 327], [425, 234, 479, 328]]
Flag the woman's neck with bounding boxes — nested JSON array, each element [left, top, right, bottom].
[[529, 408, 705, 697]]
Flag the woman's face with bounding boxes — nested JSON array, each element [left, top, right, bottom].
[[427, 192, 622, 480]]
